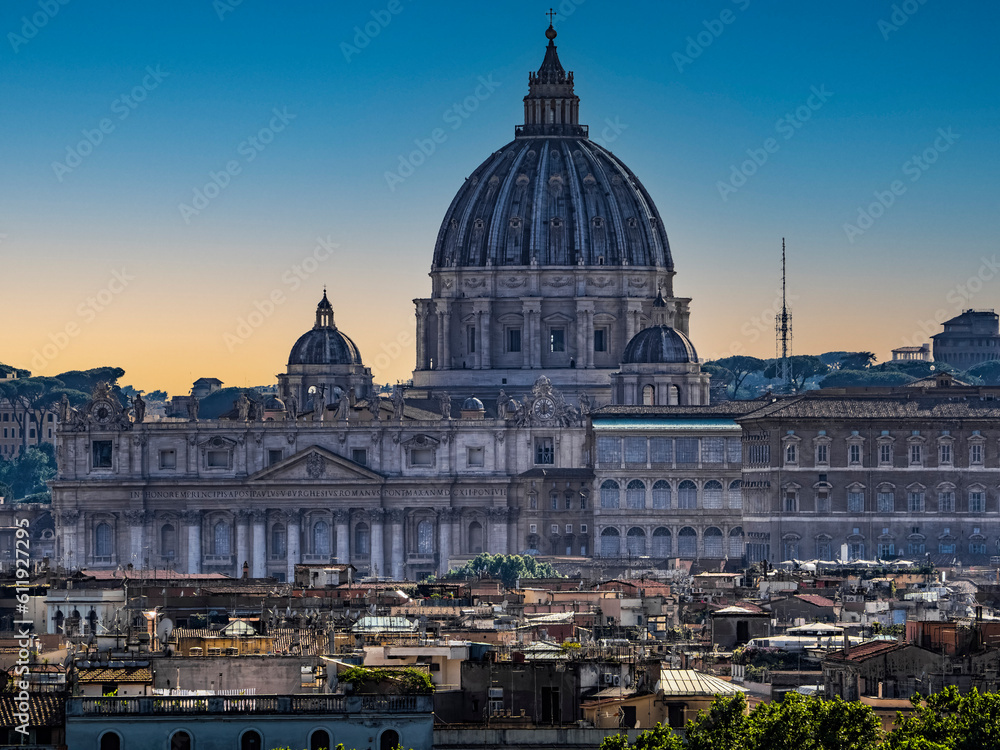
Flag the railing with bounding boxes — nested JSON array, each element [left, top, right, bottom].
[[70, 694, 431, 717]]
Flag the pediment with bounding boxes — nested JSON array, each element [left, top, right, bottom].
[[249, 446, 382, 483]]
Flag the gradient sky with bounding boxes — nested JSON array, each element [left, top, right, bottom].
[[2, 1, 998, 395]]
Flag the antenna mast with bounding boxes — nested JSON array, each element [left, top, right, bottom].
[[775, 238, 793, 390]]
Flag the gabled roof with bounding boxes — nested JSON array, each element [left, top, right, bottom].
[[77, 666, 152, 683], [825, 639, 908, 663], [794, 594, 837, 608], [659, 669, 747, 697], [249, 444, 383, 482]]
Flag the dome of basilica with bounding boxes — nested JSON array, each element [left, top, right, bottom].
[[287, 291, 363, 367]]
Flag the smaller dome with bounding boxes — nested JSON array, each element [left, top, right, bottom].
[[621, 326, 698, 365], [265, 395, 285, 410], [462, 396, 485, 411], [289, 329, 362, 367]]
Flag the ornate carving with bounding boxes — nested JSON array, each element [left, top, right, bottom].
[[543, 276, 571, 288], [464, 278, 486, 289], [500, 276, 526, 288], [387, 508, 405, 524], [132, 433, 148, 448], [82, 382, 132, 431], [437, 507, 459, 523], [58, 509, 80, 525], [235, 509, 253, 523], [333, 509, 350, 525], [250, 509, 268, 523], [181, 510, 202, 525], [486, 507, 509, 522], [588, 276, 612, 288], [367, 508, 387, 524], [628, 276, 647, 288], [123, 510, 148, 526], [306, 453, 326, 479], [494, 431, 505, 445], [511, 376, 579, 428]]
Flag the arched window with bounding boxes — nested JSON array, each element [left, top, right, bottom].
[[241, 729, 262, 750], [380, 730, 400, 750], [271, 523, 286, 559], [783, 536, 800, 561], [170, 730, 192, 750], [99, 731, 121, 750], [652, 527, 672, 557], [354, 523, 370, 556], [626, 527, 646, 556], [728, 527, 744, 559], [600, 527, 621, 557], [703, 527, 724, 558], [677, 481, 697, 509], [468, 521, 484, 554], [311, 730, 332, 750], [652, 480, 671, 509], [678, 527, 697, 558], [54, 609, 64, 634], [417, 520, 434, 554], [160, 524, 176, 559], [668, 385, 680, 406], [600, 480, 620, 509], [703, 481, 723, 509], [642, 385, 655, 405], [213, 521, 230, 556], [728, 480, 743, 509], [313, 520, 331, 556], [95, 522, 112, 558], [626, 480, 646, 509]]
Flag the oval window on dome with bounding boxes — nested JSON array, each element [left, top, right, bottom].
[[550, 149, 560, 159], [516, 173, 530, 187], [526, 150, 536, 159]]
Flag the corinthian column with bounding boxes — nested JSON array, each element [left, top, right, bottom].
[[58, 510, 81, 572], [334, 509, 350, 564], [123, 510, 148, 568], [182, 510, 202, 575], [437, 508, 454, 576], [235, 509, 251, 575], [251, 509, 267, 578], [368, 508, 386, 578], [388, 509, 405, 580], [285, 510, 301, 584], [487, 508, 509, 554]]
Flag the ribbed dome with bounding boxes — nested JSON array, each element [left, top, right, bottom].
[[621, 326, 698, 365], [462, 396, 485, 410], [288, 291, 363, 367], [432, 138, 672, 270]]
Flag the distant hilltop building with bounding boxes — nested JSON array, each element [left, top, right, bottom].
[[891, 344, 931, 362], [932, 309, 1000, 368]]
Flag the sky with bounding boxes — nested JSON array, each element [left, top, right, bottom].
[[1, 1, 998, 395]]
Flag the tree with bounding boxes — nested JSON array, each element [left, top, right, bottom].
[[883, 687, 1000, 750], [710, 356, 767, 398], [600, 723, 682, 750], [54, 367, 125, 395], [763, 355, 829, 390], [446, 553, 564, 589], [0, 445, 56, 499], [684, 693, 749, 750], [819, 370, 917, 388], [838, 352, 877, 370], [964, 360, 1000, 386], [702, 364, 734, 391]]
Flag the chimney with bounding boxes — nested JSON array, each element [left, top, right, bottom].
[[843, 630, 850, 657]]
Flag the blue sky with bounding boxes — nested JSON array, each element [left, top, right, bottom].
[[1, 1, 998, 392]]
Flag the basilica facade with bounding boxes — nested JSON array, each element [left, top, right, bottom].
[[49, 24, 744, 579]]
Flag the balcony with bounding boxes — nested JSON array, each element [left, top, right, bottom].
[[68, 694, 431, 717]]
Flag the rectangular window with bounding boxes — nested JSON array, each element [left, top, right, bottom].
[[92, 440, 113, 469], [410, 448, 434, 466], [816, 443, 829, 465], [877, 492, 894, 513], [535, 437, 554, 465], [651, 437, 673, 465], [969, 542, 987, 554], [910, 444, 922, 465], [550, 494, 558, 510], [784, 493, 797, 513], [939, 543, 956, 554], [467, 326, 476, 353], [784, 444, 797, 465], [529, 524, 538, 535], [597, 437, 621, 465], [727, 438, 742, 464], [939, 444, 952, 465], [207, 450, 229, 468], [507, 328, 521, 353], [467, 447, 485, 467], [849, 444, 861, 464], [551, 524, 559, 535], [549, 328, 565, 353], [969, 491, 985, 513], [351, 448, 368, 466], [816, 493, 830, 515], [908, 542, 926, 556], [879, 444, 892, 465], [878, 542, 895, 558], [159, 449, 177, 470], [938, 492, 954, 513], [702, 438, 724, 464], [594, 328, 607, 352], [675, 438, 699, 464], [565, 524, 573, 534], [971, 444, 984, 465], [624, 437, 647, 465], [848, 492, 864, 513], [580, 524, 588, 534], [908, 492, 925, 513], [268, 449, 283, 466]]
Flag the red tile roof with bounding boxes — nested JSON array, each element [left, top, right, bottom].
[[825, 640, 906, 663], [795, 594, 836, 608]]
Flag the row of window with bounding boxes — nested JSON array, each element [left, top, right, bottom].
[[0, 412, 54, 422], [779, 488, 991, 514], [784, 432, 989, 468], [599, 479, 742, 510], [529, 522, 588, 535], [597, 436, 742, 467], [597, 525, 744, 558], [466, 325, 610, 355], [776, 538, 999, 562]]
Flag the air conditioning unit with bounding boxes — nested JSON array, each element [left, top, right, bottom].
[[603, 673, 614, 684], [612, 675, 621, 686], [488, 688, 503, 699]]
